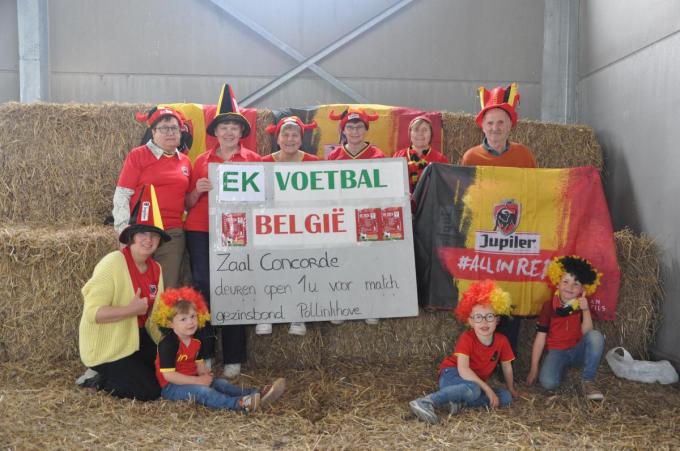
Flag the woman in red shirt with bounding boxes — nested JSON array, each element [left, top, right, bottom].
[[114, 107, 192, 290], [257, 116, 318, 336], [184, 84, 261, 379]]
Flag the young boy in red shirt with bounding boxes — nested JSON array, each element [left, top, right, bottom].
[[526, 256, 605, 400], [152, 287, 286, 412], [409, 280, 521, 424]]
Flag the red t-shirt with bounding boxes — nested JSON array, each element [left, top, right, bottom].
[[184, 145, 262, 232], [326, 144, 385, 160], [460, 142, 536, 168], [262, 151, 320, 162], [537, 295, 583, 350], [155, 333, 206, 388], [438, 329, 515, 381], [117, 145, 192, 230]]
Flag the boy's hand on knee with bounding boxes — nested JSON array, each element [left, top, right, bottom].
[[196, 374, 213, 386], [485, 388, 499, 408]]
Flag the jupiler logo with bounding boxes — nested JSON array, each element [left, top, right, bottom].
[[493, 199, 520, 235]]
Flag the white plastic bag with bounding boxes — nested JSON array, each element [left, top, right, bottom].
[[606, 347, 679, 384]]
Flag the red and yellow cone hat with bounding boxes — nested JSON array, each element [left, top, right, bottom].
[[119, 184, 171, 244]]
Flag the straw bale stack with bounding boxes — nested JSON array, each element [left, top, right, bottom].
[[441, 112, 603, 170], [0, 104, 602, 227], [0, 225, 662, 372]]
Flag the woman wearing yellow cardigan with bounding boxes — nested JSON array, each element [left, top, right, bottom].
[[78, 185, 167, 400]]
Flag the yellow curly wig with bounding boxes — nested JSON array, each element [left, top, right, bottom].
[[454, 279, 513, 323], [547, 255, 602, 296], [152, 286, 210, 329]]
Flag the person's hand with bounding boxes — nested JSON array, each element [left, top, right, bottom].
[[526, 368, 538, 386], [195, 178, 213, 194], [485, 388, 499, 408], [129, 288, 149, 316], [196, 373, 213, 386], [510, 388, 528, 398], [579, 292, 589, 311]]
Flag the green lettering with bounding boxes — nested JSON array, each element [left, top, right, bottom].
[[340, 170, 357, 189], [310, 171, 323, 190], [241, 172, 260, 192], [357, 169, 372, 188], [373, 169, 387, 187], [291, 172, 308, 190], [275, 172, 291, 190], [223, 171, 239, 192], [324, 170, 337, 189]]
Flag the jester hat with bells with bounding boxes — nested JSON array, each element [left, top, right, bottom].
[[475, 83, 520, 128], [265, 116, 318, 137], [328, 107, 379, 131], [119, 184, 171, 244], [152, 287, 211, 331], [206, 83, 251, 138], [454, 279, 513, 324]]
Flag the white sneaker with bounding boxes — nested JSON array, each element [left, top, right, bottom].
[[288, 322, 307, 336], [223, 363, 241, 378], [330, 320, 345, 325], [365, 318, 379, 325], [75, 368, 98, 386], [255, 323, 273, 335]]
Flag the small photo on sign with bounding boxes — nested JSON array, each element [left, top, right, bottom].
[[381, 206, 404, 240], [222, 213, 247, 247], [355, 208, 382, 241]]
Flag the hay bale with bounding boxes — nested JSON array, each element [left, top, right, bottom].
[[0, 104, 603, 227], [0, 226, 663, 371], [0, 225, 118, 365], [255, 108, 274, 156], [595, 228, 662, 359], [0, 102, 149, 226], [441, 112, 603, 170]]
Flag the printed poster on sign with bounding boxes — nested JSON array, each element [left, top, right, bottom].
[[207, 160, 418, 325]]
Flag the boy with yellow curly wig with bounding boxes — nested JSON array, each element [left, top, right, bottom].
[[526, 256, 605, 400], [409, 280, 520, 424], [152, 287, 285, 412]]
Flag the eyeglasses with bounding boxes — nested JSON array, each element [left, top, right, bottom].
[[154, 126, 180, 135], [344, 124, 366, 132], [469, 313, 497, 323]]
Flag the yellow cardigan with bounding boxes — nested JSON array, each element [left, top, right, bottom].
[[79, 251, 164, 367]]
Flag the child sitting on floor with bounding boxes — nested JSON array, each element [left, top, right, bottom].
[[526, 256, 605, 400], [152, 287, 285, 412], [409, 280, 520, 424]]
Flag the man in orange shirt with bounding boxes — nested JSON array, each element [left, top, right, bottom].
[[460, 83, 536, 354], [460, 83, 536, 168]]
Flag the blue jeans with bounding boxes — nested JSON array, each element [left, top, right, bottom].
[[539, 329, 604, 390], [427, 367, 512, 409], [161, 377, 257, 411]]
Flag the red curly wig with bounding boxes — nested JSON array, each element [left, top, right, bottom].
[[152, 286, 210, 329], [454, 279, 513, 323]]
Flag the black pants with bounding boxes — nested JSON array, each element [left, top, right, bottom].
[[497, 315, 522, 356], [92, 328, 160, 401], [186, 231, 247, 364]]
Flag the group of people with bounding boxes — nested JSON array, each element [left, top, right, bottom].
[[77, 82, 606, 417]]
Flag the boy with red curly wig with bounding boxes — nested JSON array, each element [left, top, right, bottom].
[[526, 256, 605, 400], [409, 280, 520, 424], [152, 287, 285, 412]]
